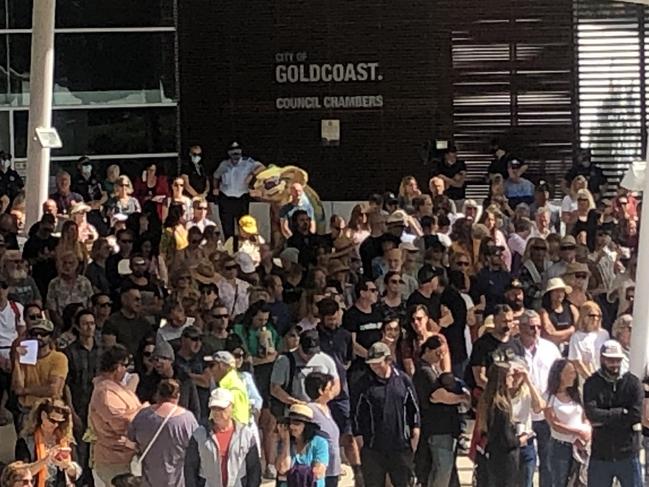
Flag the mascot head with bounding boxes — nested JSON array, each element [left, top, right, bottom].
[[252, 165, 309, 203]]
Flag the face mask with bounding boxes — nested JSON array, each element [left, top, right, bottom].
[[191, 155, 201, 164], [81, 165, 92, 178]]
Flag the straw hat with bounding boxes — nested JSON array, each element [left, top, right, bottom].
[[544, 277, 572, 295], [563, 261, 590, 276], [191, 261, 220, 285]]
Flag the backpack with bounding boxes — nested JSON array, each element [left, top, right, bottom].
[[270, 352, 296, 418], [287, 463, 315, 487]]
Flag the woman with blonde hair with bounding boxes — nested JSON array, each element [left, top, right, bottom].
[[568, 300, 609, 378], [570, 188, 598, 248], [106, 175, 141, 217], [55, 220, 89, 272], [103, 164, 121, 196], [15, 398, 82, 487], [561, 175, 588, 227], [398, 175, 421, 211]]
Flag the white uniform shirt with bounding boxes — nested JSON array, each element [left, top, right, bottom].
[[213, 157, 263, 198], [519, 337, 561, 421]]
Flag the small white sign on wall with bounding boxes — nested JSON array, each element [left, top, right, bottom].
[[321, 119, 340, 146]]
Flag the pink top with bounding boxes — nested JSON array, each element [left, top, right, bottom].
[[89, 377, 143, 465]]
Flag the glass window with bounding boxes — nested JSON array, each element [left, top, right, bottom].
[[14, 107, 177, 157], [9, 0, 174, 28], [8, 33, 176, 106]]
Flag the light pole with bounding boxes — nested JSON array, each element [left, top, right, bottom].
[[24, 0, 56, 230]]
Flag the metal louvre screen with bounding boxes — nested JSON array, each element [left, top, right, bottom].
[[449, 0, 575, 199], [575, 0, 644, 191]]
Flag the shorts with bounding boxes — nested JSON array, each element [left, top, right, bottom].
[[330, 399, 352, 435]]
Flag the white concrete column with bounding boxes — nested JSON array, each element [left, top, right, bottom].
[[24, 0, 56, 230]]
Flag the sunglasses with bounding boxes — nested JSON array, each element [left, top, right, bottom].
[[225, 265, 238, 270], [389, 279, 403, 285], [575, 273, 588, 279], [588, 314, 602, 319], [27, 314, 41, 320], [142, 351, 153, 358], [366, 288, 379, 293], [28, 330, 51, 338], [456, 261, 470, 267], [187, 336, 201, 342], [98, 302, 112, 308], [560, 246, 575, 251], [532, 246, 547, 251], [212, 314, 229, 319]]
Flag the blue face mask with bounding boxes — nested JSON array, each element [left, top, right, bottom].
[[191, 155, 201, 164]]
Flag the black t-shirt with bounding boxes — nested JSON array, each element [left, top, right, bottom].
[[318, 325, 354, 400], [359, 236, 384, 279], [22, 235, 59, 263], [433, 160, 467, 200], [406, 289, 441, 321], [488, 153, 516, 179], [439, 287, 468, 364], [465, 333, 522, 388], [472, 268, 512, 317], [181, 160, 209, 195], [413, 363, 461, 437], [342, 305, 384, 352]]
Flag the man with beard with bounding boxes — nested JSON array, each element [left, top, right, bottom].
[[1, 250, 41, 307], [465, 304, 519, 391], [503, 278, 526, 336], [118, 254, 163, 320], [12, 318, 68, 421], [583, 340, 643, 486], [103, 287, 155, 356], [137, 340, 201, 420]]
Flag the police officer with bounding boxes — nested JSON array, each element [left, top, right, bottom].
[[72, 156, 104, 207], [212, 142, 264, 239], [0, 152, 24, 210]]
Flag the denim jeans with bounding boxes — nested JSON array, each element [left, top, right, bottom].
[[587, 456, 643, 487], [519, 441, 536, 487], [533, 421, 552, 487], [549, 438, 573, 487], [427, 434, 457, 487]]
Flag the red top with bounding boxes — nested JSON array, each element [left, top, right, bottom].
[[214, 425, 235, 485], [133, 176, 170, 219]]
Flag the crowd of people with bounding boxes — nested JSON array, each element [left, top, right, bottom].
[[0, 140, 643, 487]]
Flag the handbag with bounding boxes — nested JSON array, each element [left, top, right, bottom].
[[130, 404, 178, 476]]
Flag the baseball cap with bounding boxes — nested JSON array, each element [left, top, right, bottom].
[[366, 342, 391, 364], [153, 341, 175, 361], [234, 251, 256, 274], [506, 278, 524, 292], [203, 351, 236, 367], [384, 192, 398, 204], [181, 326, 202, 340], [279, 247, 300, 266], [208, 388, 234, 409], [28, 318, 54, 333], [536, 180, 550, 193], [418, 264, 445, 285], [508, 159, 523, 169], [228, 141, 242, 151], [560, 235, 577, 249], [600, 340, 625, 359], [300, 330, 320, 355]]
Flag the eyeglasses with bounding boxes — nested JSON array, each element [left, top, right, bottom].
[[98, 302, 112, 308], [575, 273, 589, 279]]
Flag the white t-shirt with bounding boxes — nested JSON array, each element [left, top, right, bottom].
[[0, 301, 24, 360], [561, 195, 578, 214], [520, 338, 561, 421], [546, 394, 589, 443], [568, 329, 610, 372]]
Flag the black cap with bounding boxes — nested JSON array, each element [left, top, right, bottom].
[[418, 264, 445, 285], [181, 326, 202, 339], [508, 158, 523, 168], [384, 192, 398, 204], [484, 245, 505, 257], [536, 180, 550, 193], [300, 330, 320, 354], [228, 141, 242, 151], [506, 278, 524, 292]]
